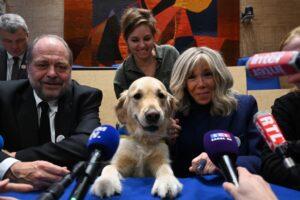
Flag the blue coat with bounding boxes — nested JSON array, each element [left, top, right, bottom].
[[170, 94, 263, 177]]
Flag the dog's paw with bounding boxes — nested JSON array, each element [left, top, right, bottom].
[[151, 175, 183, 198], [91, 176, 122, 198]]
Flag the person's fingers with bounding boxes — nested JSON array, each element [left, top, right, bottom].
[[173, 123, 181, 131], [195, 159, 207, 175], [189, 153, 206, 173], [236, 167, 251, 181], [0, 179, 9, 193], [202, 160, 217, 174], [0, 196, 18, 200], [222, 182, 238, 197], [37, 161, 69, 176], [0, 179, 9, 187], [33, 170, 66, 183], [12, 161, 69, 187], [5, 182, 34, 192], [189, 156, 201, 172]]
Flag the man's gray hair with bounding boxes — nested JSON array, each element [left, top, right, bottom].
[[0, 13, 29, 34]]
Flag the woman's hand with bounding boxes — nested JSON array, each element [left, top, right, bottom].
[[168, 118, 181, 142], [189, 152, 218, 175]]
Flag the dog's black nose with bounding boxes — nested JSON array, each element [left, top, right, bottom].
[[145, 111, 160, 124]]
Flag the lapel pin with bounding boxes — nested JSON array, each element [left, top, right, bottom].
[[20, 65, 27, 69], [56, 134, 65, 143]]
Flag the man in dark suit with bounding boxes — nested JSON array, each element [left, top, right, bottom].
[[0, 35, 102, 191], [0, 13, 28, 80]]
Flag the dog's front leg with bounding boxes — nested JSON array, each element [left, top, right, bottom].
[[151, 163, 183, 198], [91, 165, 122, 198]]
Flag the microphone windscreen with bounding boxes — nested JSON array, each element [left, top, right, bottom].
[[87, 125, 120, 160], [0, 135, 4, 150], [203, 130, 239, 163]]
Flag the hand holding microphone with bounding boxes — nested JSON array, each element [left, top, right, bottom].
[[189, 153, 217, 175], [203, 130, 239, 187], [223, 167, 277, 200], [190, 135, 241, 176]]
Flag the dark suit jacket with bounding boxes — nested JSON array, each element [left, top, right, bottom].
[[0, 47, 28, 80], [0, 79, 102, 168]]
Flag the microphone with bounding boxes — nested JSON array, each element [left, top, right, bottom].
[[253, 112, 295, 168], [69, 125, 120, 200], [203, 130, 239, 187], [246, 51, 300, 79], [197, 136, 241, 174], [37, 161, 85, 200]]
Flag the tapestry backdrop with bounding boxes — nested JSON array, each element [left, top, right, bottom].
[[64, 0, 239, 67]]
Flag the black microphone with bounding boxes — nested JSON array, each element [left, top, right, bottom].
[[203, 130, 239, 187], [69, 125, 119, 200], [37, 161, 85, 200]]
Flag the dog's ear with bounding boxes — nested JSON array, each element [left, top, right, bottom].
[[115, 90, 128, 124], [167, 93, 179, 117]]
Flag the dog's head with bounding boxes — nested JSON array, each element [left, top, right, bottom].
[[116, 77, 177, 141]]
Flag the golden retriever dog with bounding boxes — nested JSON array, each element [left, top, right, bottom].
[[91, 77, 183, 198]]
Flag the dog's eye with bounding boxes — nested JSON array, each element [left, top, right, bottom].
[[133, 93, 142, 100], [157, 92, 166, 99]]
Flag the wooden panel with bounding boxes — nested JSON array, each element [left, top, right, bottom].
[[240, 0, 300, 57], [228, 66, 247, 94], [72, 70, 118, 125], [248, 89, 291, 111]]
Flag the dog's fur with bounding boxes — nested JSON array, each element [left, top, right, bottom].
[[92, 77, 183, 198]]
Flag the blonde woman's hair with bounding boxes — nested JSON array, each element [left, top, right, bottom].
[[120, 7, 156, 41], [170, 47, 238, 116], [279, 26, 300, 50]]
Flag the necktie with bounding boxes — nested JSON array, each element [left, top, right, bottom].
[[38, 101, 51, 144], [11, 57, 20, 80]]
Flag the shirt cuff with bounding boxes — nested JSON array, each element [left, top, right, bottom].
[[0, 158, 20, 180]]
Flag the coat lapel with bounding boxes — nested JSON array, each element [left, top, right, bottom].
[[18, 50, 28, 79], [0, 50, 8, 80], [16, 85, 39, 147], [54, 86, 73, 140]]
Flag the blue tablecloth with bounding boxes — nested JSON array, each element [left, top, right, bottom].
[[2, 176, 300, 200]]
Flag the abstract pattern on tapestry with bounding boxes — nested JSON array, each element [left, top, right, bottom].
[[64, 0, 239, 66]]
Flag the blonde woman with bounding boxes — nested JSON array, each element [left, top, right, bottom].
[[169, 47, 263, 177]]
